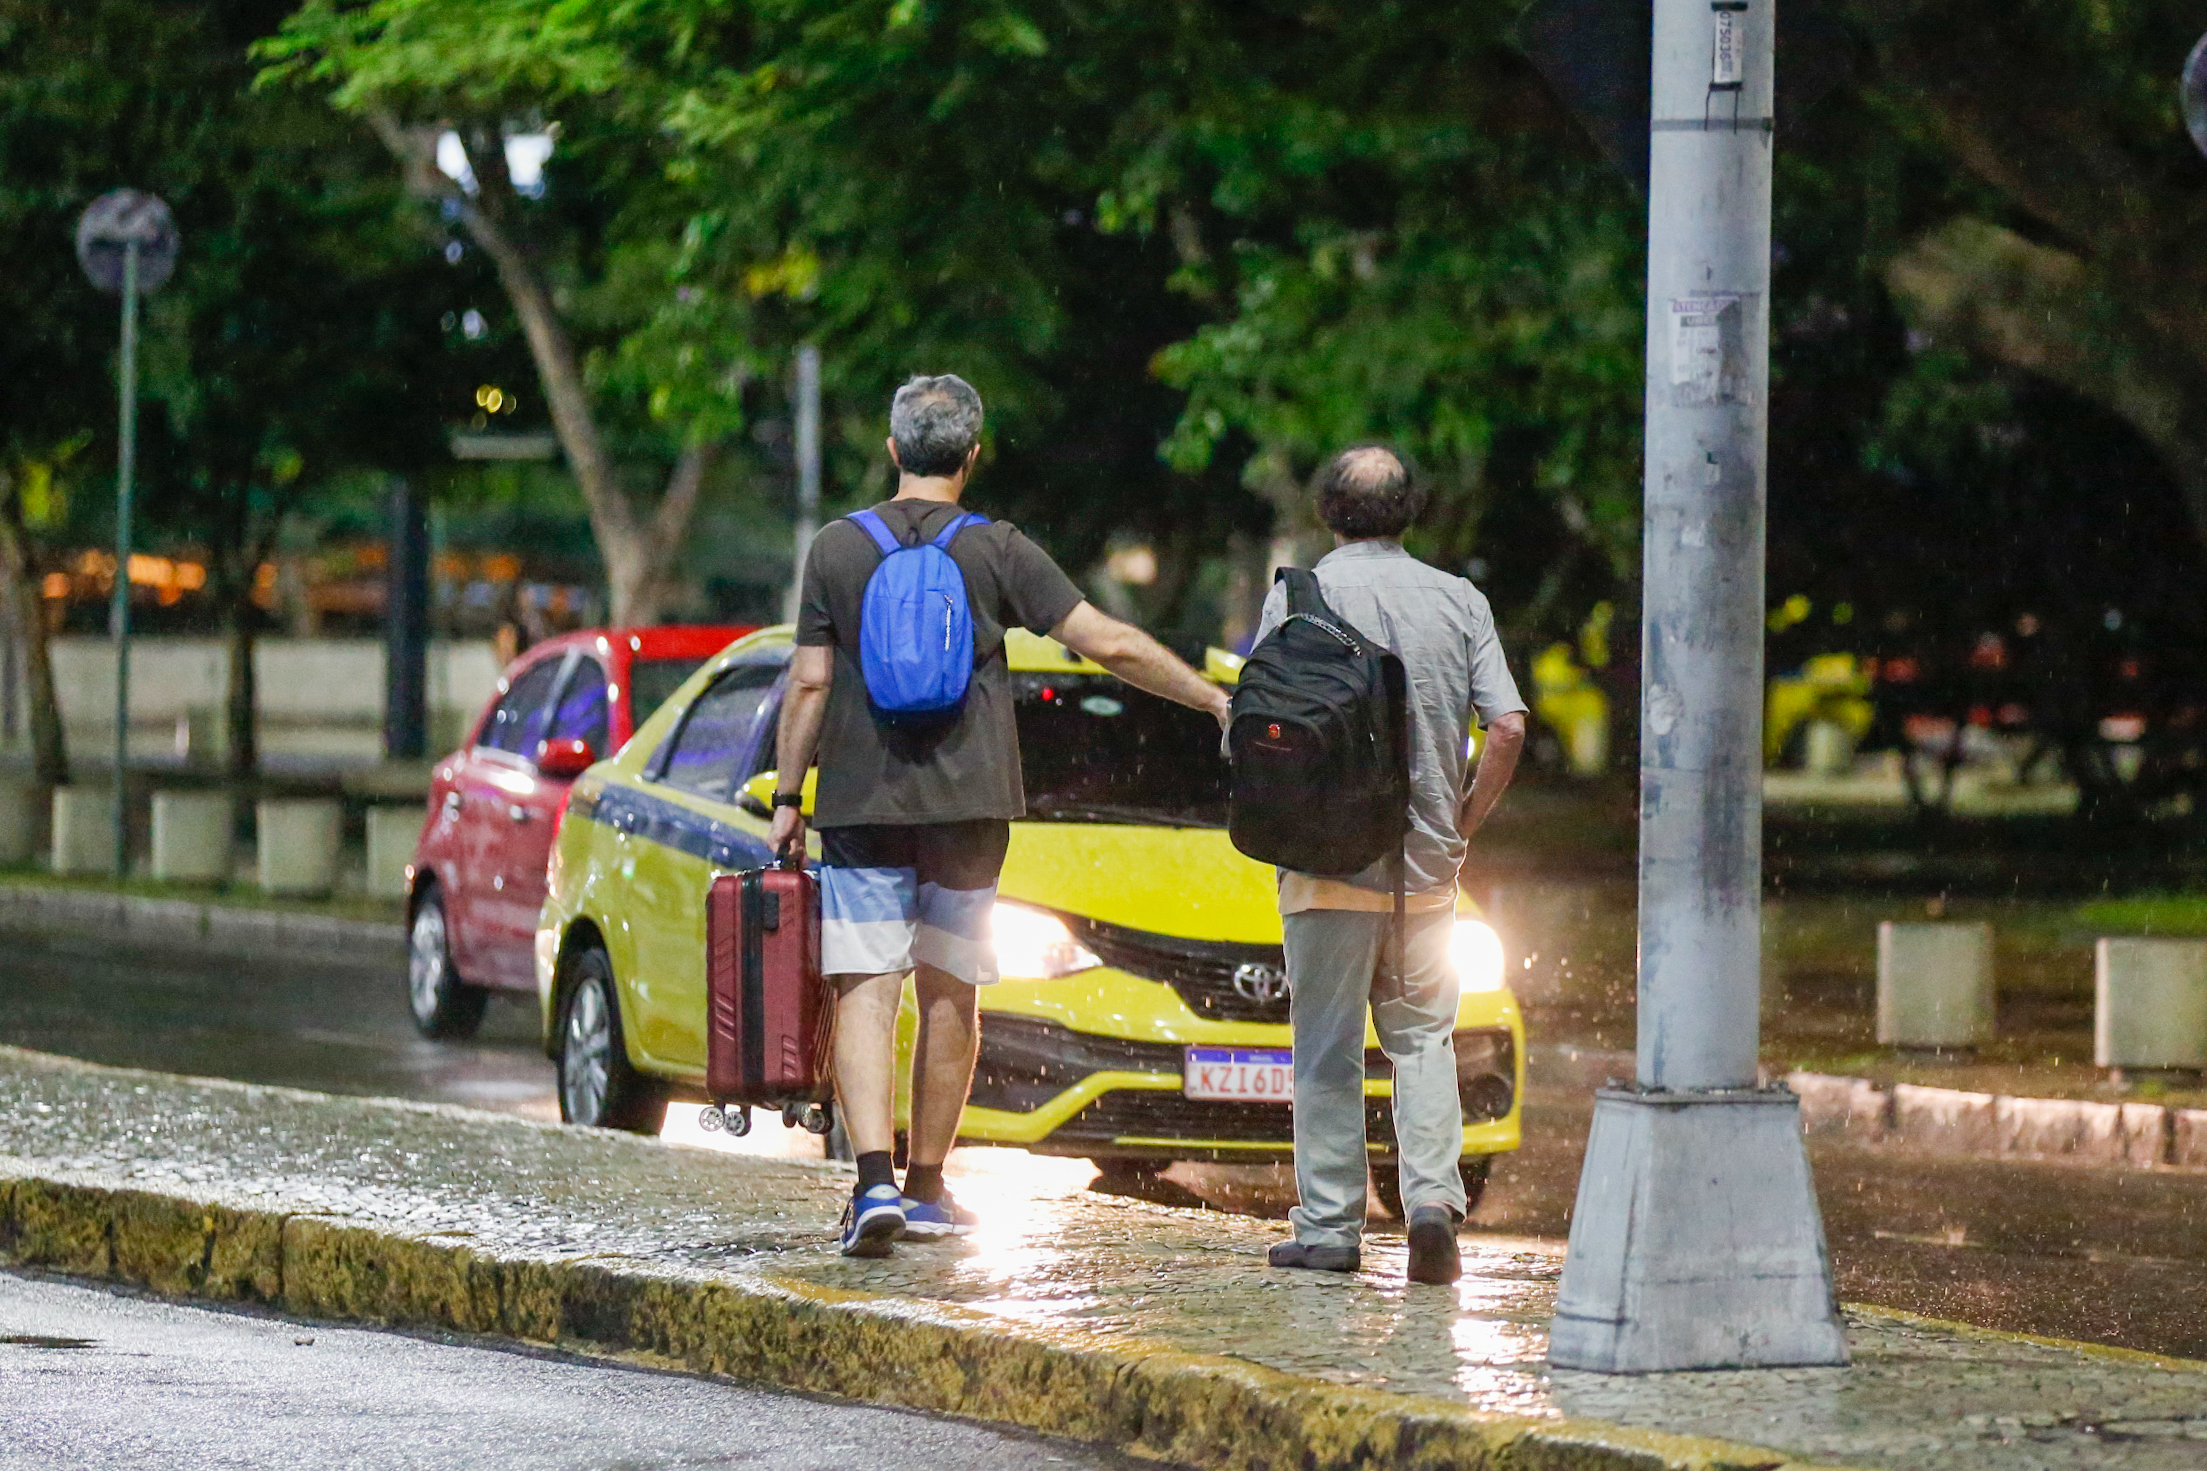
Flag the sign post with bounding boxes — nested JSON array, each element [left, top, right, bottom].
[[75, 191, 178, 880], [1544, 0, 1848, 1373]]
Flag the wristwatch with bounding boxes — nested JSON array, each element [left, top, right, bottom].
[[771, 791, 804, 810]]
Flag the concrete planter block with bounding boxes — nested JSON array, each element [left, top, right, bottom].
[[1803, 719, 1855, 776], [0, 777, 40, 865], [2094, 938, 2207, 1073], [150, 792, 231, 884], [1877, 921, 1995, 1049], [256, 799, 340, 897], [1890, 1084, 1999, 1155], [50, 786, 118, 875], [364, 805, 424, 900]]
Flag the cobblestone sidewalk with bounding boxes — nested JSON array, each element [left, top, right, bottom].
[[4, 1046, 2204, 1470]]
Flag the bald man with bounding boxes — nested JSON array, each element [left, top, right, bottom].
[[1253, 446, 1528, 1286]]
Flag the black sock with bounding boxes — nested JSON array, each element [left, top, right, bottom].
[[856, 1150, 896, 1193], [903, 1163, 944, 1205]]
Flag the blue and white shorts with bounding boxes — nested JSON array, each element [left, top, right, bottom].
[[818, 820, 1010, 985]]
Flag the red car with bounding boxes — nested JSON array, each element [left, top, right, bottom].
[[405, 625, 752, 1038]]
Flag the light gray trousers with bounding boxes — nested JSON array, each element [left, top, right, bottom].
[[1284, 907, 1465, 1248]]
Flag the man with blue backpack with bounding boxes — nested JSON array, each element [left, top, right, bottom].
[[769, 374, 1229, 1257]]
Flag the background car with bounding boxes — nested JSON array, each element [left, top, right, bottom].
[[534, 627, 1525, 1212], [404, 625, 751, 1038]]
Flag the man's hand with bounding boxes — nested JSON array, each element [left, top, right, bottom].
[[1051, 601, 1227, 725], [1457, 710, 1527, 844], [769, 804, 807, 865]]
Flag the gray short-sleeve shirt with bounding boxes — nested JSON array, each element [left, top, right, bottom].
[[1253, 540, 1527, 894]]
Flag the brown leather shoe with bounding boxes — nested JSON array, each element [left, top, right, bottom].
[[1267, 1239, 1360, 1272], [1405, 1205, 1462, 1285]]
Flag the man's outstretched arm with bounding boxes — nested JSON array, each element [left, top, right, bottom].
[[1051, 601, 1229, 726]]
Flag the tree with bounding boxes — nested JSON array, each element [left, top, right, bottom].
[[1852, 0, 2207, 545], [261, 0, 758, 625], [1, 0, 469, 784]]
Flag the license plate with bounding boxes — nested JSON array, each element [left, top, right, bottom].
[[1183, 1046, 1294, 1103]]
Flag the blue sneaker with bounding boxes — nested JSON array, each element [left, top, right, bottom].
[[898, 1189, 977, 1241], [839, 1184, 905, 1258]]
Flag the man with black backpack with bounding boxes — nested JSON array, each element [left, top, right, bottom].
[[769, 374, 1228, 1258], [1232, 446, 1527, 1285]]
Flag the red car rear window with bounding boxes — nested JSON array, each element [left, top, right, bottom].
[[629, 658, 707, 725]]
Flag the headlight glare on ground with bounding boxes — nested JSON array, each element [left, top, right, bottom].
[[992, 902, 1103, 980], [1451, 919, 1505, 992]]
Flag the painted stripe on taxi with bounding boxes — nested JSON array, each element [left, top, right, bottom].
[[572, 780, 777, 871]]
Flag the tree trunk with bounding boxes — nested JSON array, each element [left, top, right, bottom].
[[0, 495, 67, 786], [1886, 218, 2207, 548], [363, 111, 717, 627], [225, 604, 257, 785]]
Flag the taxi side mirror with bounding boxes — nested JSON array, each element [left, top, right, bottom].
[[739, 769, 816, 819], [535, 737, 597, 779]]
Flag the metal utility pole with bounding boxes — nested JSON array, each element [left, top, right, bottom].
[[384, 477, 430, 760], [783, 345, 822, 624], [1547, 0, 1848, 1372], [76, 191, 178, 881]]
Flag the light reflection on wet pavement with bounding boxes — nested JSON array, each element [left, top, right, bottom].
[[18, 927, 2207, 1463], [12, 1047, 2207, 1469]]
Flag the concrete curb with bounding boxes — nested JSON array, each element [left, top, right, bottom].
[[0, 881, 403, 961], [0, 1170, 1856, 1471], [1790, 1071, 2207, 1169]]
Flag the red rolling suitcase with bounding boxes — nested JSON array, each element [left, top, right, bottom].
[[702, 862, 836, 1138]]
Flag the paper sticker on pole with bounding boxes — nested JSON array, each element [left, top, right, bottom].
[[74, 190, 179, 296]]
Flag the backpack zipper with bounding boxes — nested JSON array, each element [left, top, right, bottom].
[[1283, 611, 1362, 655]]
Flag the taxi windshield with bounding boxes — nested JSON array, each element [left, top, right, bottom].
[[1012, 672, 1228, 827]]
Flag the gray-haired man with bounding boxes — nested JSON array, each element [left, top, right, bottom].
[[770, 374, 1228, 1256], [1257, 446, 1527, 1285]]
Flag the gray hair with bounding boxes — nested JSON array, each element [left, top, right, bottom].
[[1316, 445, 1425, 538], [889, 374, 984, 478]]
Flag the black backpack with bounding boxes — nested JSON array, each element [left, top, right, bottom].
[[1228, 568, 1411, 885]]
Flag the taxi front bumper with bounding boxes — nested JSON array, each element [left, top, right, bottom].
[[961, 1008, 1521, 1162]]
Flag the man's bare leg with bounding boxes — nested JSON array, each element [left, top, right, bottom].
[[831, 970, 906, 1157], [906, 962, 979, 1168]]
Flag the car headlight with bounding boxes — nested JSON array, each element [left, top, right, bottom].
[[992, 903, 1103, 980], [1451, 919, 1505, 992]]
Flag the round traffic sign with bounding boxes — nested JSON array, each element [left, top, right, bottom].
[[2184, 33, 2207, 159], [74, 190, 179, 295]]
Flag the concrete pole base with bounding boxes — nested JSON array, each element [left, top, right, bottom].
[[1548, 1087, 1848, 1373]]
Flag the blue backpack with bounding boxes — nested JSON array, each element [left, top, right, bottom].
[[849, 507, 989, 717]]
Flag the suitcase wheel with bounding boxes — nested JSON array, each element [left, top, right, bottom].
[[784, 1101, 835, 1136], [699, 1104, 752, 1137]]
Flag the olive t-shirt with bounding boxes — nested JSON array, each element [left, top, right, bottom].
[[796, 498, 1086, 827]]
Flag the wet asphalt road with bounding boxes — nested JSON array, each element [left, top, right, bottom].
[[6, 924, 2207, 1360], [0, 1270, 1156, 1471]]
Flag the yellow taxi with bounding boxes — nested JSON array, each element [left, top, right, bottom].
[[536, 625, 1524, 1212]]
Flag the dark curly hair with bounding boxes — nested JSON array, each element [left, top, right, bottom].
[[1315, 446, 1424, 539]]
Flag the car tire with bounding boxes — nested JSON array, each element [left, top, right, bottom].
[[407, 889, 489, 1040], [556, 946, 667, 1134], [1372, 1156, 1490, 1221]]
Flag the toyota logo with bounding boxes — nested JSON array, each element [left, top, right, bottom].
[[1232, 962, 1290, 1004]]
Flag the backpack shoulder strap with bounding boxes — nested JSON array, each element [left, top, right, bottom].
[[928, 511, 989, 550], [849, 509, 902, 556], [1276, 565, 1326, 618]]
